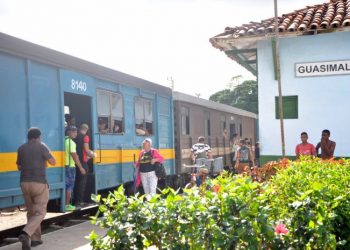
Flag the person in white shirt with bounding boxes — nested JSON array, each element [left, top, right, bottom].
[[190, 136, 213, 163]]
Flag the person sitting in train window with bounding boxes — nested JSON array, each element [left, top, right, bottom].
[[113, 120, 123, 133], [145, 122, 153, 135], [98, 117, 109, 134], [136, 124, 149, 136]]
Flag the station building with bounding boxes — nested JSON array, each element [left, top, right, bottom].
[[211, 0, 350, 162]]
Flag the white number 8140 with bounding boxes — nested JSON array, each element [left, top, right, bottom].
[[71, 79, 87, 92]]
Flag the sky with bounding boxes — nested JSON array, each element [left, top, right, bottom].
[[0, 0, 323, 99]]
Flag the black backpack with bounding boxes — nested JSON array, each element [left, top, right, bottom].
[[239, 146, 250, 163]]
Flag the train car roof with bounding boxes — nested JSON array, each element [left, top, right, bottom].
[[0, 32, 172, 96], [173, 91, 258, 119]]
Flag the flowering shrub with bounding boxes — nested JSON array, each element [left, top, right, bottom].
[[212, 184, 220, 193], [90, 157, 350, 249], [255, 157, 291, 182], [275, 223, 288, 235], [264, 157, 350, 249]]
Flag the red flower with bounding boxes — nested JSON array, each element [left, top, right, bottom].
[[213, 184, 220, 193], [275, 223, 288, 235]]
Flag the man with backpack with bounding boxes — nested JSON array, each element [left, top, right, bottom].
[[190, 136, 213, 163], [235, 139, 254, 174], [190, 136, 213, 186]]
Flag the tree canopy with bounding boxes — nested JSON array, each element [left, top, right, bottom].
[[209, 80, 258, 114]]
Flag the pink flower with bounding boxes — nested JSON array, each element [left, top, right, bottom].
[[275, 223, 288, 235]]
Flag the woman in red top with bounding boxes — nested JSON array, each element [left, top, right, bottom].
[[295, 132, 316, 159], [135, 138, 164, 196]]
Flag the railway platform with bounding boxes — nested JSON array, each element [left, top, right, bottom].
[[0, 220, 105, 250], [1, 204, 101, 250], [0, 209, 60, 232]]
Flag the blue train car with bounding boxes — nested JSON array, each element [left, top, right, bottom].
[[0, 33, 175, 211]]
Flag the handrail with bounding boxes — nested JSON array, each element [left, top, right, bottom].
[[95, 133, 102, 164]]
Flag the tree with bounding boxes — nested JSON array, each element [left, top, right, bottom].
[[226, 75, 243, 90], [209, 80, 258, 114]]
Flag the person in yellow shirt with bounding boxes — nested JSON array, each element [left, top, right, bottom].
[[65, 126, 86, 211]]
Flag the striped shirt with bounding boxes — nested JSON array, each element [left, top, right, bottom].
[[191, 143, 211, 159]]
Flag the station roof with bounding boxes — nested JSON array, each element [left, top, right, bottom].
[[173, 91, 258, 119], [210, 0, 350, 76]]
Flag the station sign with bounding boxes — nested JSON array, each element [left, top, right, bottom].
[[295, 60, 350, 77]]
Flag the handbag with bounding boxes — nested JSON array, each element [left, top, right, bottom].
[[154, 162, 166, 179], [151, 149, 166, 179]]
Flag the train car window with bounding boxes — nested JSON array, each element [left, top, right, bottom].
[[221, 115, 228, 139], [111, 94, 124, 133], [97, 89, 124, 134], [220, 115, 226, 130], [230, 123, 236, 139], [144, 101, 153, 122], [135, 99, 144, 125], [181, 106, 190, 135], [98, 116, 109, 133], [135, 98, 153, 136], [97, 91, 110, 116], [204, 111, 211, 137]]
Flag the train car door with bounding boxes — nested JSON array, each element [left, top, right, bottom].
[[64, 93, 94, 203], [60, 70, 96, 205]]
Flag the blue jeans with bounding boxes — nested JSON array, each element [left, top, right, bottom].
[[65, 166, 76, 192]]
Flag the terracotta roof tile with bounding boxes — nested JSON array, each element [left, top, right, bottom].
[[210, 0, 350, 76], [213, 0, 350, 39]]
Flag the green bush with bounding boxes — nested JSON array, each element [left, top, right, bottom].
[[90, 157, 350, 249], [264, 157, 350, 249]]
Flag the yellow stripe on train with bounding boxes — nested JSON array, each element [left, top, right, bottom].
[[94, 148, 175, 165], [0, 151, 65, 173], [0, 149, 175, 172]]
